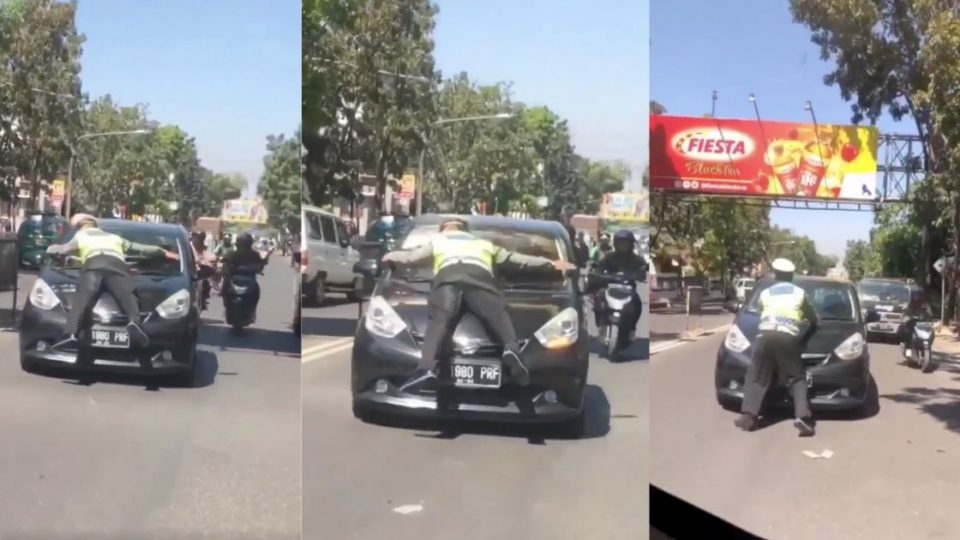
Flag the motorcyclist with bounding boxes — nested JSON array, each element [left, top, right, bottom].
[[589, 229, 648, 342], [589, 233, 613, 266], [382, 217, 576, 389], [215, 234, 235, 258], [191, 230, 217, 309], [899, 286, 935, 347], [46, 214, 179, 347]]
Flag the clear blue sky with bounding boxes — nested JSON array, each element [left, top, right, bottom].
[[433, 0, 648, 191], [75, 0, 300, 193], [652, 0, 913, 258]]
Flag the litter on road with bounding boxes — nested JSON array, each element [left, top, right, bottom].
[[802, 449, 834, 459], [392, 503, 424, 515]]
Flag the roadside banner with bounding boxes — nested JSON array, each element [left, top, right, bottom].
[[49, 179, 65, 204], [650, 114, 880, 200], [600, 191, 649, 223], [222, 197, 268, 224], [398, 174, 416, 200]]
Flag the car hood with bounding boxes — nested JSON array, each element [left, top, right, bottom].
[[378, 279, 573, 346], [39, 268, 190, 313], [736, 312, 862, 354]]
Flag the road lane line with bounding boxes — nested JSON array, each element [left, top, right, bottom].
[[650, 323, 731, 355], [302, 340, 354, 362], [301, 337, 353, 357]]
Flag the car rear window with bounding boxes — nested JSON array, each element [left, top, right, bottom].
[[746, 280, 857, 321], [19, 216, 64, 236], [858, 280, 911, 304], [365, 215, 412, 243]]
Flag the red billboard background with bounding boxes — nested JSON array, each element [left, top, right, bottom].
[[649, 115, 880, 200]]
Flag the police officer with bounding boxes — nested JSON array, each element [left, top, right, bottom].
[[591, 229, 648, 342], [46, 214, 179, 347], [382, 217, 576, 389], [735, 258, 818, 436]]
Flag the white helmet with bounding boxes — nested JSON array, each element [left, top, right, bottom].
[[772, 258, 796, 273]]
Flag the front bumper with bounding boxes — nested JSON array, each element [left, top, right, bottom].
[[19, 304, 199, 374], [351, 326, 588, 424], [714, 345, 870, 411]]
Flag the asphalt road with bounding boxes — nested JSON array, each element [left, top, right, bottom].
[[650, 327, 960, 539], [649, 300, 733, 355], [0, 257, 301, 540], [302, 295, 649, 540]]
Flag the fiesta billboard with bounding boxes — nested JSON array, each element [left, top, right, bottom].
[[650, 115, 880, 200]]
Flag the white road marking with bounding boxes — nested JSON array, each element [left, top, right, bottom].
[[650, 323, 732, 356], [302, 338, 354, 362]]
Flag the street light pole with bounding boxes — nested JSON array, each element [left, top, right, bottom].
[[65, 129, 151, 217], [415, 113, 512, 216]]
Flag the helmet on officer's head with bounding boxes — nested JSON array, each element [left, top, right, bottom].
[[772, 258, 796, 280], [613, 229, 635, 255], [439, 217, 468, 233], [70, 213, 97, 229]]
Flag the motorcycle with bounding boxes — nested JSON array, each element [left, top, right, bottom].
[[901, 318, 936, 373], [589, 270, 643, 362], [222, 262, 264, 332]]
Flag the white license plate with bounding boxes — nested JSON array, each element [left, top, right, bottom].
[[89, 327, 130, 349], [452, 361, 502, 388], [871, 323, 896, 332]]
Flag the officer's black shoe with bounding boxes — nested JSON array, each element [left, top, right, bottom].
[[794, 417, 816, 437], [127, 323, 150, 348], [502, 350, 530, 386], [399, 368, 436, 392], [734, 413, 760, 432]]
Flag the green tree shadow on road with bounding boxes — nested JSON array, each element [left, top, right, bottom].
[[366, 384, 613, 444], [881, 385, 960, 434]]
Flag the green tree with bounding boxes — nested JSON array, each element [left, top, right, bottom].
[[258, 130, 302, 232], [0, 0, 84, 209], [844, 239, 874, 282]]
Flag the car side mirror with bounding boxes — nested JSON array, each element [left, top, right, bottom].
[[865, 310, 880, 323], [353, 260, 379, 280], [340, 238, 350, 249]]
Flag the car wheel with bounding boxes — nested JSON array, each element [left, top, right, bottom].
[[171, 351, 198, 387], [315, 275, 327, 306], [346, 278, 362, 302], [352, 401, 383, 424], [717, 392, 740, 412], [293, 304, 301, 336]]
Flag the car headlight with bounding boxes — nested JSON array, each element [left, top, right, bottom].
[[533, 307, 579, 349], [156, 289, 191, 320], [29, 279, 60, 310], [365, 295, 407, 338], [834, 333, 865, 361], [724, 325, 750, 353]]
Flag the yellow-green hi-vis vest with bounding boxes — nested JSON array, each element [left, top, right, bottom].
[[432, 232, 496, 275], [758, 282, 806, 336], [76, 228, 125, 265]]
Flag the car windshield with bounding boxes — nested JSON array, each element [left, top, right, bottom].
[[394, 222, 569, 288], [746, 280, 857, 321], [655, 277, 679, 291], [50, 224, 185, 276], [858, 281, 911, 304]]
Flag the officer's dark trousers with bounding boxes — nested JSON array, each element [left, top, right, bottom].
[[740, 330, 812, 419], [419, 282, 519, 371], [66, 257, 141, 336]]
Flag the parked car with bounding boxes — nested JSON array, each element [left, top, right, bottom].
[[18, 213, 67, 269], [20, 219, 202, 385], [650, 273, 682, 309], [857, 277, 920, 342], [352, 214, 414, 287], [715, 276, 873, 415], [301, 205, 360, 305], [734, 277, 756, 302], [351, 214, 589, 436]]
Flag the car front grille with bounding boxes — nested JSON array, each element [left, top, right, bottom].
[[802, 353, 829, 367], [411, 335, 503, 358], [880, 312, 903, 322]]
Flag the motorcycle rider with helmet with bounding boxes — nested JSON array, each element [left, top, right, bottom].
[[589, 229, 648, 342], [221, 232, 266, 306]]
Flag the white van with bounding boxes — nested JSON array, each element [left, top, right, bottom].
[[735, 277, 756, 302], [302, 205, 360, 304]]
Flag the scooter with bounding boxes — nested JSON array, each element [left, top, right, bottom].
[[901, 318, 936, 373], [590, 270, 643, 362], [222, 262, 264, 333]]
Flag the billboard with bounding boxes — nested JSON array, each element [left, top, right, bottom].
[[600, 192, 649, 223], [650, 115, 880, 200], [222, 197, 268, 224]]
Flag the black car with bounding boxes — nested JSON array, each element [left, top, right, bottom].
[[857, 277, 921, 341], [352, 214, 414, 292], [351, 214, 589, 435], [715, 276, 872, 414], [20, 219, 202, 383], [18, 212, 67, 269]]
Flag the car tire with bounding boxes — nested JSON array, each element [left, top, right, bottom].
[[315, 275, 327, 306], [352, 401, 382, 424], [171, 351, 198, 387], [346, 278, 362, 302], [717, 393, 740, 412]]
